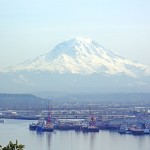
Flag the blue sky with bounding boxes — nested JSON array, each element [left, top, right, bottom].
[[0, 0, 150, 67]]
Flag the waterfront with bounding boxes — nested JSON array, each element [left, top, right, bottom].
[[0, 119, 150, 150]]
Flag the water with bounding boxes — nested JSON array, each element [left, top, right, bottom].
[[0, 119, 150, 150]]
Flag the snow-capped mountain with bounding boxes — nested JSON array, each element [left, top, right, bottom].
[[1, 38, 150, 93], [3, 38, 150, 78]]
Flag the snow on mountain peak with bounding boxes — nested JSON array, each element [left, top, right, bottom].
[[2, 38, 150, 77], [48, 38, 99, 55], [45, 37, 114, 60]]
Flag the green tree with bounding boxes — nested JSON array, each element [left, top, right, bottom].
[[0, 140, 25, 150]]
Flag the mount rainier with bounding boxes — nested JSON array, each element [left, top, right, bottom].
[[0, 38, 150, 93]]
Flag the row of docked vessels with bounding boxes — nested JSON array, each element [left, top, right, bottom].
[[29, 113, 99, 133], [55, 115, 99, 132]]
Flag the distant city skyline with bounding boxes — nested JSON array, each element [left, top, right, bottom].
[[0, 0, 150, 67]]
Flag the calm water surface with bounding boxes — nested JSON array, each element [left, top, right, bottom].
[[0, 119, 150, 150]]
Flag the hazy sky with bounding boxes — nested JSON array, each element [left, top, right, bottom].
[[0, 0, 150, 67]]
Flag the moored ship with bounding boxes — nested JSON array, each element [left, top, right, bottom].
[[29, 111, 54, 132], [129, 127, 144, 135], [81, 113, 99, 132], [29, 123, 37, 130], [43, 111, 54, 132], [29, 117, 45, 131]]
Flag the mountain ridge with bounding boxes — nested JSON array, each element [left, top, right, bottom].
[[2, 38, 150, 78], [0, 93, 50, 109]]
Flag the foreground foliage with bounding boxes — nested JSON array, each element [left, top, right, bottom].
[[0, 140, 25, 150]]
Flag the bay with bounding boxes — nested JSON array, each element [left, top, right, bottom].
[[0, 119, 150, 150]]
